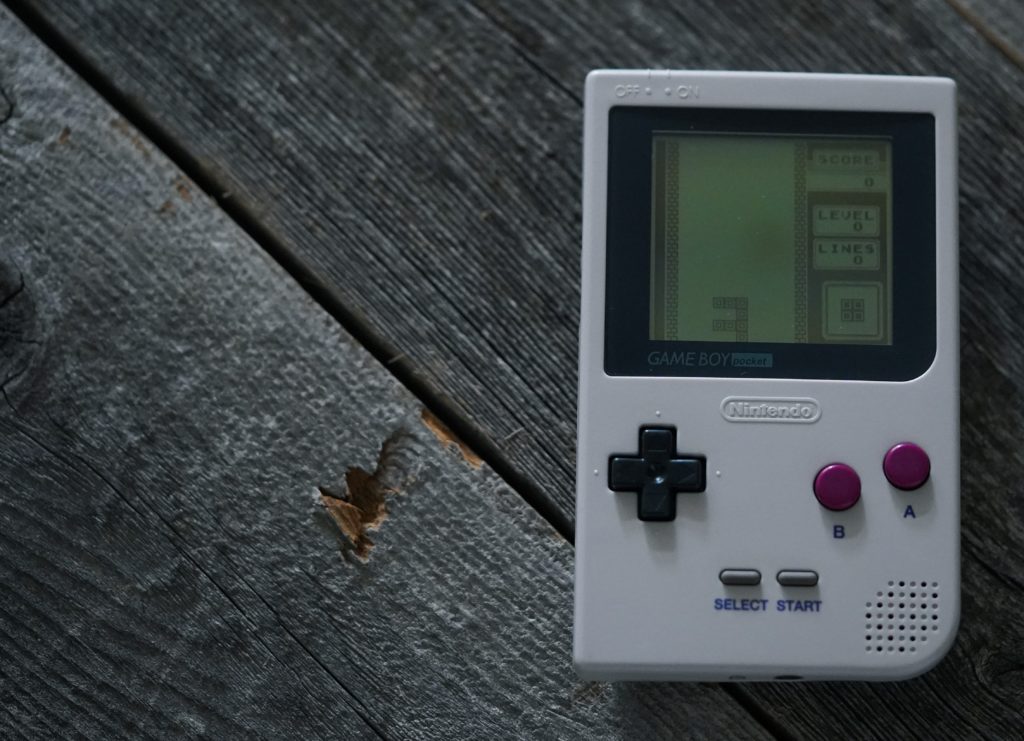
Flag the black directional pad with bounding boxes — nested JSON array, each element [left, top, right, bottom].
[[609, 427, 705, 522]]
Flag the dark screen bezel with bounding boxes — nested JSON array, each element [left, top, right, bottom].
[[604, 107, 936, 380]]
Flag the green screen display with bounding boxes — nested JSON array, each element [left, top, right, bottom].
[[649, 134, 893, 345]]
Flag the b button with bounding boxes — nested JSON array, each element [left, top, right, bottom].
[[814, 463, 861, 511]]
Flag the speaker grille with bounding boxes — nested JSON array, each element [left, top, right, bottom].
[[865, 580, 940, 655]]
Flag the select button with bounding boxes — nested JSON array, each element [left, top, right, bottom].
[[777, 570, 819, 587], [719, 569, 762, 586]]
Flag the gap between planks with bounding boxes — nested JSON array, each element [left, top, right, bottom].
[[0, 0, 575, 545]]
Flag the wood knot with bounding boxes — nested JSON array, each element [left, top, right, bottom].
[[0, 260, 40, 410]]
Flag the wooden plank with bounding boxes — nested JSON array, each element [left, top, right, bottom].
[[951, 0, 1024, 68], [12, 0, 587, 525], [13, 0, 1024, 738], [0, 10, 772, 739]]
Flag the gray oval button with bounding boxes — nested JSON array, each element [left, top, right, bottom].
[[777, 570, 819, 587], [719, 569, 762, 586]]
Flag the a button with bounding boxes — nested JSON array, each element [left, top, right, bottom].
[[777, 570, 819, 587], [608, 426, 705, 522], [720, 569, 762, 586], [814, 463, 861, 511], [883, 442, 930, 491]]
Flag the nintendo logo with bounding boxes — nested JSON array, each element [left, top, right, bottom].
[[721, 397, 821, 424]]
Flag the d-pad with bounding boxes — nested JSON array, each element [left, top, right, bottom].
[[609, 427, 706, 522]]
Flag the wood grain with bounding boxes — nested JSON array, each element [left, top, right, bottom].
[[12, 0, 1024, 736], [0, 10, 771, 739], [14, 0, 1024, 737], [14, 0, 587, 524]]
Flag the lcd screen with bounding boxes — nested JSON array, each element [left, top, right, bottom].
[[649, 134, 893, 345]]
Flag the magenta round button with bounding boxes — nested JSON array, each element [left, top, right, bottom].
[[814, 463, 861, 511], [883, 442, 931, 490]]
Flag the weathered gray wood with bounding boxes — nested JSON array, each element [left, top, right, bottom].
[[953, 0, 1024, 67], [13, 0, 586, 525], [0, 10, 772, 740], [14, 0, 1024, 738]]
